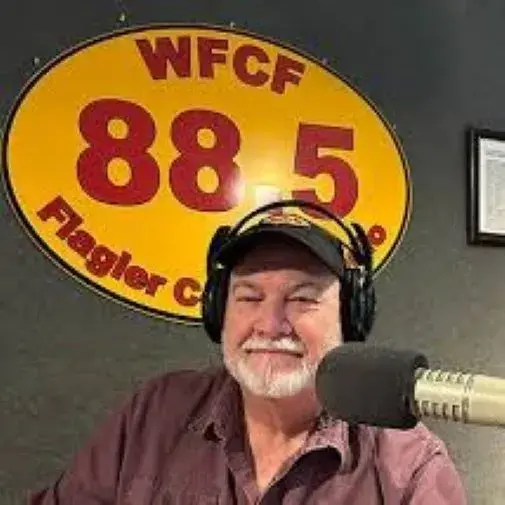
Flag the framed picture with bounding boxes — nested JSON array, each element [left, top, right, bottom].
[[467, 127, 505, 245]]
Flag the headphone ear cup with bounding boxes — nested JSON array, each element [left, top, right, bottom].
[[202, 226, 232, 343], [340, 268, 376, 342], [201, 267, 228, 343], [361, 277, 376, 337], [339, 269, 354, 342], [206, 226, 231, 275]]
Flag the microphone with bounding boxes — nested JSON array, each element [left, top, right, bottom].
[[315, 343, 505, 430]]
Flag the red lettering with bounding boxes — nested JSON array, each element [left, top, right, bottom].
[[367, 225, 386, 246], [110, 251, 132, 279], [37, 195, 83, 239], [170, 109, 241, 211], [39, 196, 167, 297], [134, 36, 307, 95], [145, 274, 167, 296], [73, 100, 361, 223], [292, 123, 357, 218], [124, 265, 149, 290], [135, 36, 191, 79], [271, 54, 306, 94], [233, 44, 270, 87], [85, 245, 118, 277], [198, 37, 228, 78], [77, 98, 159, 205], [67, 230, 96, 257], [174, 277, 201, 306]]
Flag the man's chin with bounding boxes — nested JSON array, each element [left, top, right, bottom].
[[244, 350, 303, 368], [226, 358, 316, 398], [242, 354, 303, 378]]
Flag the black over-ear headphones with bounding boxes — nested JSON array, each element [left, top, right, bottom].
[[201, 199, 376, 343]]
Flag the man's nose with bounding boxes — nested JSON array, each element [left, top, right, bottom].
[[254, 299, 292, 337]]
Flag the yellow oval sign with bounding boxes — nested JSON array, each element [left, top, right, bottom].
[[2, 24, 411, 323]]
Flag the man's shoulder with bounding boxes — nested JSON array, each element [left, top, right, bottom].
[[372, 421, 448, 455], [365, 421, 454, 481], [363, 423, 465, 502], [354, 423, 465, 502], [142, 365, 227, 389], [124, 365, 232, 421], [136, 365, 230, 401]]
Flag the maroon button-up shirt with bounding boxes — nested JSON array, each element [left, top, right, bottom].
[[28, 366, 467, 504]]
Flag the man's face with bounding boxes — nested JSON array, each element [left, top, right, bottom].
[[221, 238, 342, 398]]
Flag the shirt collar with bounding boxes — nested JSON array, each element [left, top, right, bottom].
[[305, 409, 354, 472], [189, 367, 354, 472], [188, 368, 244, 442]]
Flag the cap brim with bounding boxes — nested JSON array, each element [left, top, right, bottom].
[[214, 225, 345, 276]]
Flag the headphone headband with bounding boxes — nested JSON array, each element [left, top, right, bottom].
[[227, 198, 372, 272]]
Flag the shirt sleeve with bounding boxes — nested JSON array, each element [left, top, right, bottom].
[[26, 390, 139, 505], [401, 448, 468, 505], [373, 423, 467, 505]]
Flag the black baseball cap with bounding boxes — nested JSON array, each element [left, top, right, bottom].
[[213, 212, 349, 277]]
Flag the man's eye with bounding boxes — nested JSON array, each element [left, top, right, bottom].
[[289, 296, 318, 303], [236, 295, 262, 302]]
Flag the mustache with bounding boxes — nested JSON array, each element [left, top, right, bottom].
[[241, 336, 306, 354]]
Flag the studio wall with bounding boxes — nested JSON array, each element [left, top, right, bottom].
[[1, 2, 505, 504]]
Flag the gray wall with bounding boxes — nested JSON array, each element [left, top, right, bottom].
[[1, 1, 504, 503]]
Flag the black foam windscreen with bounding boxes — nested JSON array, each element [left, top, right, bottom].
[[315, 343, 429, 430]]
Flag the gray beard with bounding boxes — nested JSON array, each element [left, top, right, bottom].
[[223, 353, 317, 398]]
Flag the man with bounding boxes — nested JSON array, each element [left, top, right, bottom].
[[29, 204, 467, 504]]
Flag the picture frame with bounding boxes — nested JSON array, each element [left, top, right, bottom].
[[467, 127, 505, 246]]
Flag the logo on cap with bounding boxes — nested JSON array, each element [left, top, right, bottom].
[[259, 212, 311, 227]]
